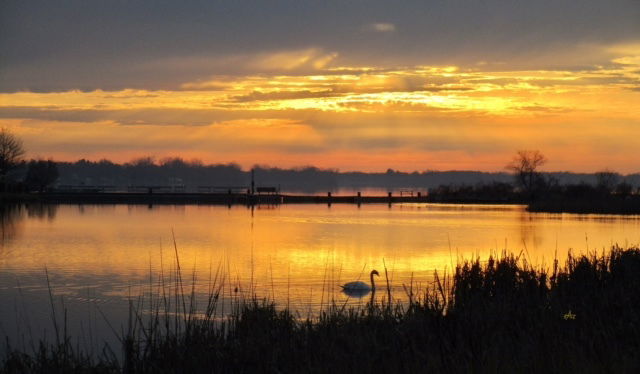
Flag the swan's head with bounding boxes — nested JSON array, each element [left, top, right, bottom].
[[371, 270, 380, 277]]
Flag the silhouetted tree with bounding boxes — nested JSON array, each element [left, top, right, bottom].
[[126, 156, 158, 185], [0, 128, 26, 191], [506, 150, 547, 198], [25, 159, 59, 192], [595, 170, 621, 194]]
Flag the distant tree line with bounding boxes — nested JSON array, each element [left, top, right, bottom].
[[1, 128, 639, 199], [55, 155, 640, 196], [57, 157, 247, 190], [55, 159, 519, 192]]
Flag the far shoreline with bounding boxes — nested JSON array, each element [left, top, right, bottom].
[[3, 191, 640, 215]]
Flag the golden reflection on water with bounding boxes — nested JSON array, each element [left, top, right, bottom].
[[2, 203, 640, 312]]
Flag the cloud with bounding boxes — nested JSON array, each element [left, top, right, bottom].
[[517, 104, 573, 114], [230, 90, 342, 103], [368, 23, 396, 33], [7, 118, 326, 156], [246, 48, 338, 71]]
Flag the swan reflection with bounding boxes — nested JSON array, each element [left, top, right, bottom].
[[341, 287, 372, 298]]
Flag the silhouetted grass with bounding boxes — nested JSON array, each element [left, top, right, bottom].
[[3, 247, 640, 373]]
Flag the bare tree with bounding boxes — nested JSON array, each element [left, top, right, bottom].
[[0, 128, 26, 190], [506, 150, 547, 197]]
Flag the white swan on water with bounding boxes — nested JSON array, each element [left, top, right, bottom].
[[341, 270, 379, 294]]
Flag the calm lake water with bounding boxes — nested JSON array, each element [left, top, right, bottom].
[[1, 203, 639, 351]]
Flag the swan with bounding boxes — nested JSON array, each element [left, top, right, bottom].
[[341, 270, 379, 295]]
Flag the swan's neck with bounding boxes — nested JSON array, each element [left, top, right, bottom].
[[370, 273, 376, 290]]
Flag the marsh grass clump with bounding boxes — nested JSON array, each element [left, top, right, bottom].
[[3, 247, 640, 373]]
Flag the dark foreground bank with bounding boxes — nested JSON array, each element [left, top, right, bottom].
[[3, 247, 640, 373]]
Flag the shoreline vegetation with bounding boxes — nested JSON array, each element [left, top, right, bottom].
[[2, 246, 640, 373]]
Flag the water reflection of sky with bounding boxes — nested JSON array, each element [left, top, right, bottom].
[[1, 203, 639, 351]]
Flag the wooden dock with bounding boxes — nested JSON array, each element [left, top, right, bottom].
[[33, 192, 429, 205]]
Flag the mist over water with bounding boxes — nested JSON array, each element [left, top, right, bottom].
[[1, 203, 639, 352]]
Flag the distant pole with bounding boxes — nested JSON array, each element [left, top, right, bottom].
[[251, 168, 255, 195]]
